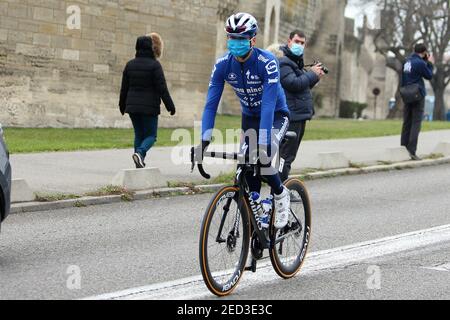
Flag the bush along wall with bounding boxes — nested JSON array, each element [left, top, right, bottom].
[[339, 100, 368, 119]]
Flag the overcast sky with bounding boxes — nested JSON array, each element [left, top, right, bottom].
[[345, 0, 380, 31]]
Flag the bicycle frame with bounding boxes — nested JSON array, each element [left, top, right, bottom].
[[191, 132, 301, 255], [235, 164, 305, 250], [236, 163, 272, 249]]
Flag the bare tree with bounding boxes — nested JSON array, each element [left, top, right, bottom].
[[417, 0, 450, 120], [373, 0, 449, 120]]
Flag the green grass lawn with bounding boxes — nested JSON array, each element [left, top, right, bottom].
[[4, 116, 450, 154]]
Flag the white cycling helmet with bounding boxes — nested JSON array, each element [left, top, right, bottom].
[[225, 12, 258, 38]]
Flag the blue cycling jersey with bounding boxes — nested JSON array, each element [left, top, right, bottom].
[[201, 48, 290, 145]]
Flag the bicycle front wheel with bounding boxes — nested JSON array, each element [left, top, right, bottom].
[[199, 186, 250, 296], [270, 178, 312, 279]]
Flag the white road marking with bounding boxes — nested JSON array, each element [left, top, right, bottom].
[[423, 262, 450, 272], [83, 224, 450, 300]]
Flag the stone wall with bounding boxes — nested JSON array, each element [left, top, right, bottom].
[[0, 0, 218, 128], [1, 0, 382, 127], [278, 0, 322, 44]]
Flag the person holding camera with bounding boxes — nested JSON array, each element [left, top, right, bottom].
[[400, 43, 434, 161], [278, 30, 325, 182]]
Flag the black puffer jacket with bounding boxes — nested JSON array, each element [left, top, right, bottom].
[[278, 45, 319, 122], [119, 36, 175, 116]]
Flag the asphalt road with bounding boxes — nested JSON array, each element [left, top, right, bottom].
[[1, 164, 449, 300]]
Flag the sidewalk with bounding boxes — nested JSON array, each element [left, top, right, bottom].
[[10, 130, 450, 195]]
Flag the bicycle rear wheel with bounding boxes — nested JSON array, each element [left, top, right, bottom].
[[199, 186, 250, 296], [269, 178, 312, 279]]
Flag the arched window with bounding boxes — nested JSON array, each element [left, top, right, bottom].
[[269, 8, 276, 44], [264, 0, 280, 47]]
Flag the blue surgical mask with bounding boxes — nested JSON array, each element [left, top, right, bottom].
[[290, 43, 304, 57], [227, 39, 251, 58]]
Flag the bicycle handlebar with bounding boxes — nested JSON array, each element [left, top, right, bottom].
[[197, 163, 211, 180], [191, 147, 238, 180], [190, 131, 297, 179]]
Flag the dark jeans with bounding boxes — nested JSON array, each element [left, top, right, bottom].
[[279, 120, 307, 182], [401, 99, 425, 156], [129, 113, 158, 160], [241, 112, 289, 195]]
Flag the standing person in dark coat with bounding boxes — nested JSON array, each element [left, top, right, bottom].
[[276, 30, 325, 181], [400, 43, 434, 161], [119, 34, 176, 168]]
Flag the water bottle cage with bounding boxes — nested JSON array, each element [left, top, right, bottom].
[[258, 215, 270, 230], [259, 198, 273, 230], [249, 192, 273, 230]]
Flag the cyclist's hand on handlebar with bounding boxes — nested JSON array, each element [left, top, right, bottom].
[[194, 140, 210, 162], [191, 140, 211, 179]]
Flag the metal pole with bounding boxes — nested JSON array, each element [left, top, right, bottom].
[[374, 96, 378, 120]]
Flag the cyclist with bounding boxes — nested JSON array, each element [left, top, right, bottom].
[[196, 13, 291, 229]]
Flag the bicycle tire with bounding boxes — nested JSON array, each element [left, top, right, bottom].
[[199, 186, 251, 296], [269, 178, 312, 279]]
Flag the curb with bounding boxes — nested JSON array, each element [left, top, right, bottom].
[[11, 156, 450, 215], [291, 156, 450, 181]]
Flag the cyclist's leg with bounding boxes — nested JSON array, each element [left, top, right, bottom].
[[260, 113, 289, 195], [264, 113, 290, 229], [241, 114, 262, 193]]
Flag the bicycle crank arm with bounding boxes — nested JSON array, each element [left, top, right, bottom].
[[273, 228, 301, 245], [244, 258, 258, 273]]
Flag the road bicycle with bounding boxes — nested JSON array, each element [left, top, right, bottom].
[[191, 132, 312, 297]]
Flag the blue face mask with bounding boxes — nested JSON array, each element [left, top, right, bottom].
[[290, 43, 304, 57], [227, 39, 251, 58]]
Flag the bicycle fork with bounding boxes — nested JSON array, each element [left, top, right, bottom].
[[215, 197, 241, 252]]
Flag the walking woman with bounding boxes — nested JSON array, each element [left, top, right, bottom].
[[119, 33, 176, 168]]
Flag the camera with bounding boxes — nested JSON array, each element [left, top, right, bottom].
[[305, 60, 329, 74], [314, 60, 329, 74]]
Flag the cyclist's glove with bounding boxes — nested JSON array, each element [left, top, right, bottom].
[[194, 140, 210, 163]]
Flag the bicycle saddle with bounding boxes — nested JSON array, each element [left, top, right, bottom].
[[284, 131, 298, 140]]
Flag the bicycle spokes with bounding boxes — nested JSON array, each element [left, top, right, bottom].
[[270, 179, 312, 279], [200, 187, 249, 296]]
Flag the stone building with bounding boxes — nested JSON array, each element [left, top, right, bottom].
[[0, 0, 372, 128], [0, 0, 218, 128], [340, 17, 397, 119]]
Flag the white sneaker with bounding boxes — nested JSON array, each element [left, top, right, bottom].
[[132, 153, 145, 169], [274, 187, 290, 229]]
